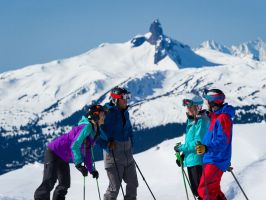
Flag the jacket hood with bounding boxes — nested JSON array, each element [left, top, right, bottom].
[[78, 116, 91, 125], [215, 103, 235, 118]]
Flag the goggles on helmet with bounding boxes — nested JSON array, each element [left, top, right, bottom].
[[182, 99, 194, 107], [111, 92, 131, 100], [203, 90, 225, 102]]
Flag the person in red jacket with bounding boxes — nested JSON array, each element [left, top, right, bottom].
[[196, 89, 235, 200]]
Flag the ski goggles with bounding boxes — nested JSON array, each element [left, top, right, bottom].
[[203, 90, 225, 102], [111, 92, 131, 100], [89, 105, 106, 116], [182, 99, 194, 107]]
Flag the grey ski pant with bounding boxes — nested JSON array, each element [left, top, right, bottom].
[[104, 161, 138, 200]]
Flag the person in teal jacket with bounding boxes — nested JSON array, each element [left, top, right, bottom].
[[174, 94, 209, 199]]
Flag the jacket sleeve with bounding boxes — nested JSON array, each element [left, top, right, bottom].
[[179, 118, 208, 154], [100, 109, 116, 140], [84, 143, 94, 173], [95, 135, 108, 150], [129, 128, 134, 147], [127, 114, 134, 146], [71, 124, 93, 165], [205, 114, 232, 153]]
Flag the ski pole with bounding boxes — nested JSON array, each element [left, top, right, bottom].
[[83, 176, 86, 200], [227, 166, 249, 200], [91, 146, 102, 200], [182, 168, 196, 200], [111, 149, 125, 199], [176, 151, 189, 200], [134, 159, 157, 200], [84, 141, 86, 200]]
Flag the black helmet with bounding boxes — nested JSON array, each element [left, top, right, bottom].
[[110, 87, 131, 105], [86, 105, 105, 122]]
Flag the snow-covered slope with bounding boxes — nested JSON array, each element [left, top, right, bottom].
[[0, 20, 214, 133], [0, 20, 266, 174], [0, 123, 265, 200]]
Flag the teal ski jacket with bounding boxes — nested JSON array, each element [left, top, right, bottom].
[[179, 113, 209, 167]]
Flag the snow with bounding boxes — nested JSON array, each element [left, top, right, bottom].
[[0, 123, 265, 200], [0, 38, 179, 133], [1, 28, 266, 135]]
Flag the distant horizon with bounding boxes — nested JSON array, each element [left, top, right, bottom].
[[1, 0, 265, 73]]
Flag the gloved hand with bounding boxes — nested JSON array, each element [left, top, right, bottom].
[[196, 143, 207, 155], [108, 139, 116, 150], [176, 153, 184, 167], [91, 170, 99, 179], [75, 163, 88, 177], [174, 142, 182, 152]]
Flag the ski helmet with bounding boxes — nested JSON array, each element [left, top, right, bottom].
[[203, 89, 225, 106], [182, 93, 203, 107], [110, 87, 131, 105], [87, 105, 105, 122]]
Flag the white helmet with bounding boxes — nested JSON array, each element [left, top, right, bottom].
[[183, 93, 203, 107]]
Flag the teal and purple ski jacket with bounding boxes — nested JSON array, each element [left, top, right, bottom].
[[202, 103, 235, 172], [48, 116, 95, 173]]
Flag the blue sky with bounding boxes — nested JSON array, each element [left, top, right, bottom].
[[0, 0, 265, 73]]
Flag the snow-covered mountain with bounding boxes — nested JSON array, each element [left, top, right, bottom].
[[197, 38, 266, 61], [198, 40, 231, 54], [0, 20, 266, 175], [0, 123, 265, 200], [231, 38, 266, 61]]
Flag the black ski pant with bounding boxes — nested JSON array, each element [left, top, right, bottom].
[[187, 165, 203, 198], [34, 148, 70, 200]]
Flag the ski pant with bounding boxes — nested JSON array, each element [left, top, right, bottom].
[[187, 165, 203, 198], [34, 148, 70, 200], [198, 164, 227, 200], [104, 161, 138, 200]]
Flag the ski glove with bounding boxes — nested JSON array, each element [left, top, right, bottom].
[[176, 153, 184, 167], [91, 170, 99, 179], [196, 144, 207, 155], [75, 163, 88, 177], [174, 142, 182, 152]]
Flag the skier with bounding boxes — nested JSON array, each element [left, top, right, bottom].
[[174, 94, 209, 200], [196, 89, 235, 200], [34, 105, 106, 200], [97, 86, 138, 200]]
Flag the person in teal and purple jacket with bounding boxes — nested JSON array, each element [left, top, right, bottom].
[[174, 93, 209, 200], [34, 105, 106, 200]]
